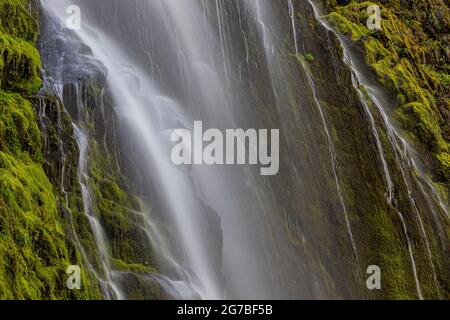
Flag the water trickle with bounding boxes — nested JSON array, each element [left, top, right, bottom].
[[74, 125, 125, 299], [287, 0, 299, 55]]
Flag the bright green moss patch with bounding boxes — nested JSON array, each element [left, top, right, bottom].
[[437, 153, 450, 181], [0, 91, 42, 160], [0, 0, 42, 94], [305, 53, 315, 62], [325, 11, 369, 41], [397, 102, 447, 153], [0, 30, 42, 94], [0, 93, 99, 300], [0, 152, 78, 299]]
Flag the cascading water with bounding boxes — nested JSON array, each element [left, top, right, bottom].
[[38, 9, 125, 298], [74, 125, 125, 299], [41, 0, 309, 300], [36, 0, 450, 300]]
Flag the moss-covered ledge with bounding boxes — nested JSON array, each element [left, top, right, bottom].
[[321, 0, 450, 189]]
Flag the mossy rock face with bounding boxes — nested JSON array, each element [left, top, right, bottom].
[[437, 152, 450, 181], [322, 0, 450, 186], [0, 152, 93, 299], [0, 0, 39, 42], [0, 0, 101, 299], [52, 70, 160, 298], [0, 0, 42, 95], [0, 91, 42, 160], [397, 102, 446, 153], [80, 81, 158, 278], [279, 0, 450, 299]]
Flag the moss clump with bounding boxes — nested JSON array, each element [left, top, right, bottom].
[[397, 102, 447, 153], [0, 31, 42, 94], [305, 53, 315, 62], [325, 11, 370, 41], [437, 152, 450, 181]]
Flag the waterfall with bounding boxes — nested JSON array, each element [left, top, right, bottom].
[[38, 8, 125, 298], [41, 0, 306, 299], [36, 0, 449, 300]]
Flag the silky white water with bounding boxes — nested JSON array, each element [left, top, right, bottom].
[[41, 0, 305, 299]]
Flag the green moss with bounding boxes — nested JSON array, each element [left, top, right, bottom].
[[112, 259, 156, 274], [0, 95, 100, 300], [325, 11, 369, 41], [0, 0, 102, 299], [360, 203, 419, 299], [320, 0, 450, 299], [0, 0, 39, 42], [86, 140, 156, 271], [304, 53, 315, 62], [437, 153, 450, 181], [0, 152, 95, 299], [397, 102, 447, 153], [423, 66, 450, 87], [0, 30, 42, 94], [0, 0, 42, 94], [0, 91, 42, 160]]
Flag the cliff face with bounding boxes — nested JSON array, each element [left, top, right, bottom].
[[297, 0, 450, 299]]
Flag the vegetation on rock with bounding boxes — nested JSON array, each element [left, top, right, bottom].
[[289, 0, 450, 299], [0, 0, 100, 299], [322, 0, 450, 186]]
